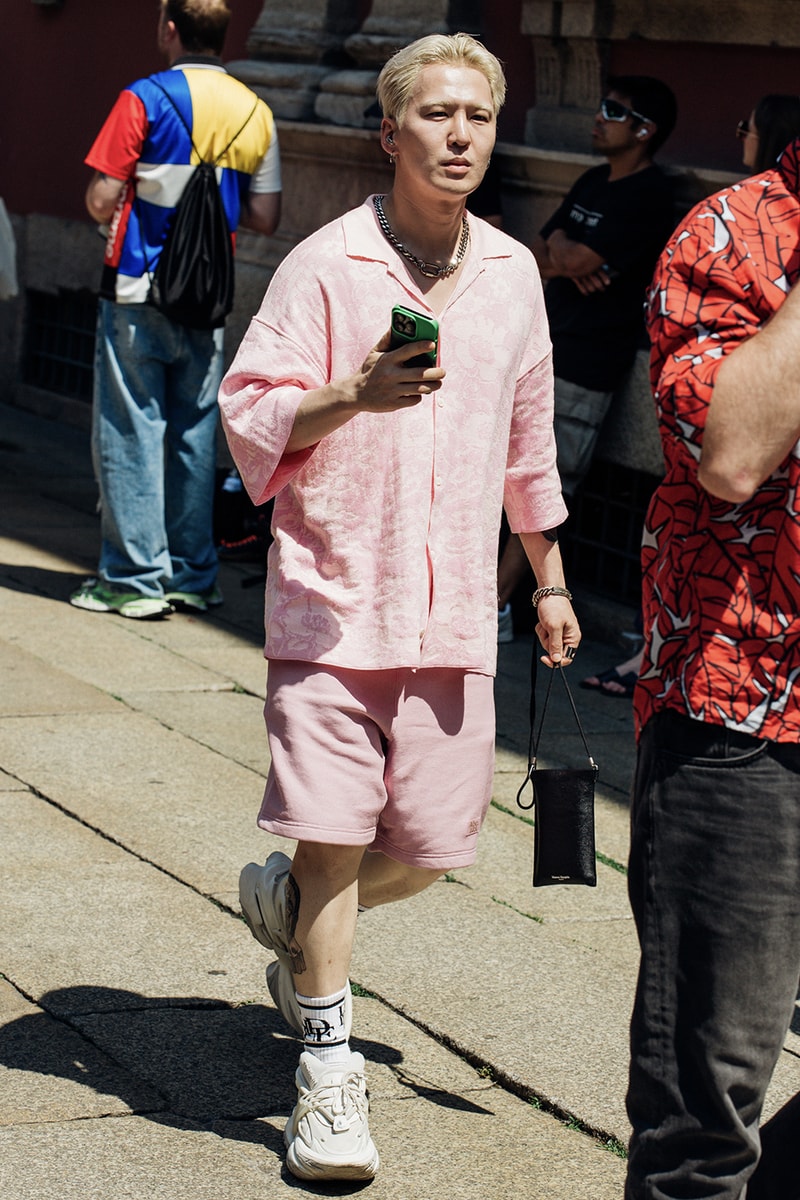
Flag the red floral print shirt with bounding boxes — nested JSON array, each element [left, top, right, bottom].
[[635, 139, 800, 741]]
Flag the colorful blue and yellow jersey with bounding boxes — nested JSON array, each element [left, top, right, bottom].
[[85, 59, 280, 304]]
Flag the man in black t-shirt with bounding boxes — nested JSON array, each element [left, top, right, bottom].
[[533, 76, 677, 496]]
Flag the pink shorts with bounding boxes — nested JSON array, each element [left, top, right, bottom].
[[258, 661, 496, 869]]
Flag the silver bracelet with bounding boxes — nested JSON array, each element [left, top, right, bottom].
[[531, 585, 573, 609]]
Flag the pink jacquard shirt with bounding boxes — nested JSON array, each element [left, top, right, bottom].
[[219, 198, 566, 674]]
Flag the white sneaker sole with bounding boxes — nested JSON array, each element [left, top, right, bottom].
[[69, 594, 172, 619], [285, 1143, 380, 1181], [284, 1126, 380, 1181]]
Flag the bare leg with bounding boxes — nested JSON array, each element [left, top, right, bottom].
[[288, 842, 364, 996], [357, 849, 443, 907], [288, 844, 443, 996]]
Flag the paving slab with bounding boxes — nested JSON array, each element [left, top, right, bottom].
[[0, 1116, 273, 1200], [452, 801, 633, 924], [1, 790, 266, 1008], [0, 531, 95, 577], [0, 770, 27, 789], [0, 979, 164, 1123], [341, 1001, 628, 1200], [350, 878, 800, 1135], [0, 1101, 625, 1200], [119, 688, 270, 776], [0, 585, 237, 696], [130, 615, 270, 699], [0, 712, 267, 895], [70, 993, 498, 1123], [67, 994, 625, 1200], [0, 639, 121, 717], [350, 881, 634, 1139]]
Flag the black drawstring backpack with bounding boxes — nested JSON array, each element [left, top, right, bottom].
[[144, 81, 257, 330]]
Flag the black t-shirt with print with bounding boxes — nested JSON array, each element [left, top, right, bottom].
[[541, 162, 675, 390]]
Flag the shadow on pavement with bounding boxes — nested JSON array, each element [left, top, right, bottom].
[[1, 983, 494, 1133]]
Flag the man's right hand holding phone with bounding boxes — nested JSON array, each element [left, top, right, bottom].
[[357, 328, 445, 410], [285, 325, 446, 453]]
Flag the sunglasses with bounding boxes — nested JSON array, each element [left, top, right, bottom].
[[599, 97, 650, 125], [736, 118, 758, 139]]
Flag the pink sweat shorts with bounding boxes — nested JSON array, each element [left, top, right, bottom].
[[258, 661, 496, 870]]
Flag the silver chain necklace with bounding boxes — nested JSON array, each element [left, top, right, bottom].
[[373, 195, 469, 279]]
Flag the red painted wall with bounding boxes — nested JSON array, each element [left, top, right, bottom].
[[608, 41, 800, 173], [483, 0, 535, 143], [6, 3, 800, 221], [2, 0, 264, 220]]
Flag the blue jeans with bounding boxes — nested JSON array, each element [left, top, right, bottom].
[[625, 710, 800, 1199], [91, 299, 224, 597]]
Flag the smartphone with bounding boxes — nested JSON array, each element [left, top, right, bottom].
[[390, 305, 439, 368]]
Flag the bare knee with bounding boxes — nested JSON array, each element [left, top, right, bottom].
[[358, 852, 444, 907], [291, 842, 366, 894]]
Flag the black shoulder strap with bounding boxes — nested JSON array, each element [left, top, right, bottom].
[[136, 78, 258, 282], [150, 77, 258, 167]]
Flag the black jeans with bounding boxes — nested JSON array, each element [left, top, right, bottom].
[[625, 711, 800, 1200]]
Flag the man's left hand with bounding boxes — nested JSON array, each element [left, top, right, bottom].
[[535, 595, 581, 668]]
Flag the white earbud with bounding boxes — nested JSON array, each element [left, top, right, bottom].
[[637, 128, 648, 139]]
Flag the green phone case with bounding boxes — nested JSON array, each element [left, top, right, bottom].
[[390, 305, 439, 367]]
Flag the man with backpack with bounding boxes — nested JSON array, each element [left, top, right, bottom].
[[71, 0, 281, 620]]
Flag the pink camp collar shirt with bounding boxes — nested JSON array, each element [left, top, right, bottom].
[[219, 198, 566, 675]]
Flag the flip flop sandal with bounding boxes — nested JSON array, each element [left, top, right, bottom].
[[579, 666, 638, 698]]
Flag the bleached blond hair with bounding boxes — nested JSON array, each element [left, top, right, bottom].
[[377, 32, 506, 125]]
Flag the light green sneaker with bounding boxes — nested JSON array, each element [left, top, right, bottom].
[[164, 583, 223, 612], [69, 578, 173, 620]]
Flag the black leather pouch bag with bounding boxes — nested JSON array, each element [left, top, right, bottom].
[[516, 653, 598, 887]]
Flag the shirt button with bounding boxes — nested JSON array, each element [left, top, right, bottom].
[[435, 476, 442, 487]]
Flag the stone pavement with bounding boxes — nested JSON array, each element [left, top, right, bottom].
[[0, 401, 797, 1200]]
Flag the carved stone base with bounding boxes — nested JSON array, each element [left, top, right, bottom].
[[314, 70, 381, 128], [227, 60, 329, 121], [246, 2, 362, 65], [523, 34, 602, 153], [344, 0, 451, 68], [525, 107, 595, 154]]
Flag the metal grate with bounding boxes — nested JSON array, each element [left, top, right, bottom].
[[560, 458, 660, 607], [23, 288, 98, 402]]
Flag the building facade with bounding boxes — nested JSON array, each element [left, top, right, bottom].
[[5, 0, 800, 606]]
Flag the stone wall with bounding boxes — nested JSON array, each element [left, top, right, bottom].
[[2, 120, 736, 472], [3, 0, 759, 470]]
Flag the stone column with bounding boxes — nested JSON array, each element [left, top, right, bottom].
[[317, 0, 480, 128], [520, 1, 604, 153], [226, 0, 363, 121]]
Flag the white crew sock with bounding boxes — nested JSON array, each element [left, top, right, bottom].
[[296, 986, 351, 1064]]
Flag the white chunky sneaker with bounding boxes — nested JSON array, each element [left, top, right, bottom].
[[239, 853, 352, 1038], [284, 1051, 380, 1181], [239, 851, 294, 957]]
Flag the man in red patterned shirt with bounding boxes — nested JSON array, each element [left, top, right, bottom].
[[625, 139, 800, 1199]]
